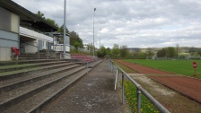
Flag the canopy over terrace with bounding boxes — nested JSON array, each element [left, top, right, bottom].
[[0, 0, 57, 32]]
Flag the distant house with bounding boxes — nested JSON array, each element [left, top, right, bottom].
[[0, 0, 58, 61]]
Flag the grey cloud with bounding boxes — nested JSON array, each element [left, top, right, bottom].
[[13, 0, 201, 48]]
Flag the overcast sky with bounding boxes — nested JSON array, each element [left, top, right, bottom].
[[12, 0, 201, 48]]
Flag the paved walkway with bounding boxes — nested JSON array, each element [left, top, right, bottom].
[[42, 60, 123, 113]]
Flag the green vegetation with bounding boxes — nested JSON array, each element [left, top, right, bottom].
[[125, 81, 159, 113], [124, 59, 201, 79], [115, 61, 159, 113]]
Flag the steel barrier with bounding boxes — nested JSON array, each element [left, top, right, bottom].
[[109, 60, 170, 113]]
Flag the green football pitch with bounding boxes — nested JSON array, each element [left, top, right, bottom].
[[124, 59, 201, 79]]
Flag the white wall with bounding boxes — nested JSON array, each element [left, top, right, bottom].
[[24, 40, 38, 53], [0, 47, 11, 61]]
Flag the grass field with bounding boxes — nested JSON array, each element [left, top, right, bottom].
[[124, 59, 201, 79]]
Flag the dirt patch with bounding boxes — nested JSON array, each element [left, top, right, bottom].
[[129, 74, 175, 97], [129, 74, 201, 113]]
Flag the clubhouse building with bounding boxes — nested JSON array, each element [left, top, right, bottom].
[[0, 0, 59, 61]]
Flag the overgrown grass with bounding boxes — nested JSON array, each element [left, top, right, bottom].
[[124, 59, 201, 79], [125, 81, 159, 113], [113, 60, 159, 113]]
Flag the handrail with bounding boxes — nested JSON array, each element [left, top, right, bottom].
[[109, 60, 170, 113]]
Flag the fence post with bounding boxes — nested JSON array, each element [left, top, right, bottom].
[[114, 67, 118, 90], [137, 88, 141, 113], [122, 72, 125, 104], [110, 61, 113, 72]]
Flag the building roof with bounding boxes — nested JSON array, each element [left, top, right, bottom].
[[0, 0, 58, 32]]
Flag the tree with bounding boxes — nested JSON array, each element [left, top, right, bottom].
[[166, 47, 176, 58], [86, 43, 94, 54], [197, 49, 201, 56], [74, 42, 80, 53], [56, 25, 69, 44], [36, 11, 45, 19], [106, 47, 111, 56], [58, 25, 69, 34], [157, 48, 167, 57], [146, 48, 155, 59], [36, 11, 58, 28], [97, 46, 106, 58], [120, 45, 129, 57], [46, 18, 58, 27], [69, 31, 83, 48], [111, 44, 120, 58], [138, 52, 147, 59]]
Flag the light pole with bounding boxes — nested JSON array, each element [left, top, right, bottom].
[[99, 28, 102, 48], [93, 8, 96, 56], [63, 0, 67, 58]]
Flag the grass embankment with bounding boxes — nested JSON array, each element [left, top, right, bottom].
[[125, 81, 159, 113], [124, 59, 201, 79], [114, 60, 159, 113]]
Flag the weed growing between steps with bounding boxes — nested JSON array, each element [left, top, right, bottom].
[[124, 81, 159, 113]]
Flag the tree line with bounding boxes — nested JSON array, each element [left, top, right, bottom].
[[97, 44, 201, 59]]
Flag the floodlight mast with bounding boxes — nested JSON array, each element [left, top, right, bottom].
[[93, 8, 96, 56], [63, 0, 66, 58]]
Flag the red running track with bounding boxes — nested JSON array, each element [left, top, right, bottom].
[[116, 60, 201, 103]]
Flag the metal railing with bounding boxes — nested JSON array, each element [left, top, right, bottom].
[[109, 60, 170, 113]]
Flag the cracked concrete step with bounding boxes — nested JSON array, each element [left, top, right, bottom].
[[0, 63, 79, 93], [0, 66, 88, 112], [1, 67, 91, 113], [0, 61, 68, 72], [0, 62, 74, 80]]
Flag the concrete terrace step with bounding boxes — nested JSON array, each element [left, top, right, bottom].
[[18, 57, 50, 60], [88, 59, 103, 68], [0, 66, 86, 112], [0, 62, 74, 80], [0, 61, 68, 72], [0, 64, 79, 93], [1, 67, 91, 113], [0, 59, 64, 66], [40, 60, 123, 113]]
